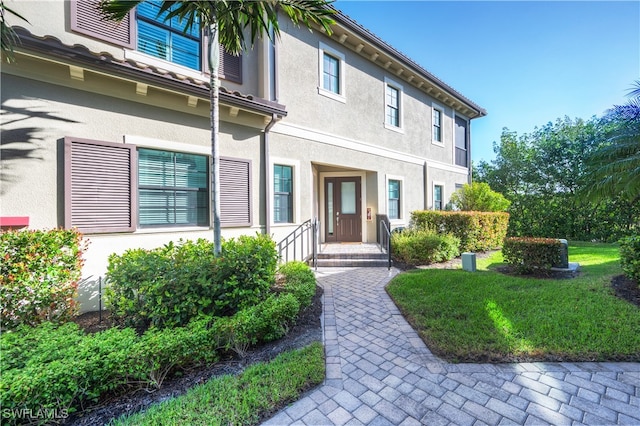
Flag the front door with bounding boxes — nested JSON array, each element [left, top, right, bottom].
[[325, 177, 362, 242]]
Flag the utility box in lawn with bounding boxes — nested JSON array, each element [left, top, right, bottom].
[[556, 239, 569, 269], [462, 252, 476, 272]]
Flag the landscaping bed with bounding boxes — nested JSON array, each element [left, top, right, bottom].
[[65, 285, 322, 425]]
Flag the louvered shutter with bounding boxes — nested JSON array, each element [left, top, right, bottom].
[[219, 48, 243, 84], [70, 0, 134, 48], [64, 137, 136, 233], [219, 157, 251, 227]]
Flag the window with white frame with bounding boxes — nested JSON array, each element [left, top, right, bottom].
[[138, 148, 209, 227], [432, 107, 443, 143], [318, 43, 345, 101], [136, 0, 201, 70], [386, 84, 400, 127], [274, 164, 293, 223], [434, 184, 444, 210], [388, 179, 401, 219]]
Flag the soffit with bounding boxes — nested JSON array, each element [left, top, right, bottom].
[[327, 11, 487, 119]]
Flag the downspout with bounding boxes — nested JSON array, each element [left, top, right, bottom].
[[264, 113, 280, 237]]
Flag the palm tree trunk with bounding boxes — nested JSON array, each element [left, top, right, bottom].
[[208, 16, 222, 256]]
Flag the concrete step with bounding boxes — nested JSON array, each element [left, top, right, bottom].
[[315, 258, 391, 268], [317, 252, 388, 260]]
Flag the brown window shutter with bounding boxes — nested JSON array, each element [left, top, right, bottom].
[[220, 48, 243, 84], [70, 0, 134, 48], [219, 157, 251, 227], [64, 137, 136, 233]]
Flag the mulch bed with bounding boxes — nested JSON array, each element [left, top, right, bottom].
[[65, 286, 323, 426]]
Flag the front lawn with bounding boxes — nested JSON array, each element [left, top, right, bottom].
[[387, 242, 640, 363]]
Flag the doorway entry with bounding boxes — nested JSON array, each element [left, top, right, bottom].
[[324, 177, 362, 242]]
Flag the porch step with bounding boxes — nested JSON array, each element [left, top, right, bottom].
[[315, 258, 390, 268], [315, 250, 390, 267]]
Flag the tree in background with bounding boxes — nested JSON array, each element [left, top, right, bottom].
[[449, 182, 510, 212], [1, 0, 29, 63], [101, 0, 335, 255], [476, 115, 639, 241], [584, 81, 640, 203]]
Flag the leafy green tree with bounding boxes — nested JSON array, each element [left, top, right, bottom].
[[449, 182, 510, 212], [1, 0, 29, 63], [584, 81, 640, 203], [100, 0, 335, 255]]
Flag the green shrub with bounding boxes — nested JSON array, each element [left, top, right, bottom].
[[391, 228, 460, 266], [449, 182, 511, 212], [0, 323, 140, 419], [106, 234, 278, 328], [502, 237, 562, 274], [277, 261, 316, 308], [0, 229, 86, 329], [619, 235, 640, 283], [411, 211, 509, 252]]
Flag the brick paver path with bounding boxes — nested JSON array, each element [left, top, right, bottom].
[[264, 268, 640, 425]]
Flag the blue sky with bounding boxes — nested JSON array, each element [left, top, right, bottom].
[[335, 1, 640, 163]]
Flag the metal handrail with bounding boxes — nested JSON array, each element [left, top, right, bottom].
[[276, 218, 319, 269], [377, 214, 392, 270]]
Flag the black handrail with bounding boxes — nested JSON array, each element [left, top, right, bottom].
[[276, 218, 319, 269], [377, 214, 392, 270]]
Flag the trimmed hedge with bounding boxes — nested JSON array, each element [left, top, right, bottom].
[[105, 234, 278, 328], [0, 261, 317, 423], [619, 235, 640, 283], [410, 211, 509, 252], [0, 229, 87, 330], [502, 237, 562, 274], [391, 229, 460, 266]]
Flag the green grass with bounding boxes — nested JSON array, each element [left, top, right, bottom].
[[111, 342, 324, 426], [387, 242, 640, 363]]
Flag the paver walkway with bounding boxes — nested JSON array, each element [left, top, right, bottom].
[[264, 267, 640, 426]]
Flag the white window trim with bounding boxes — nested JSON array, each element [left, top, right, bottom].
[[431, 102, 445, 147], [384, 77, 404, 133], [270, 157, 301, 227], [432, 181, 445, 211], [317, 42, 346, 103], [386, 174, 405, 225]]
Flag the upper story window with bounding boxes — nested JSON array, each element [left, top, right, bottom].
[[323, 53, 340, 93], [384, 78, 403, 132], [433, 108, 443, 144], [455, 116, 468, 167], [71, 0, 242, 82], [136, 1, 201, 70], [318, 42, 345, 102]]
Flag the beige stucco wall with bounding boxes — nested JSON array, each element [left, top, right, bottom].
[[1, 69, 266, 312]]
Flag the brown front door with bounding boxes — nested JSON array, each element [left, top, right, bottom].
[[325, 177, 361, 242]]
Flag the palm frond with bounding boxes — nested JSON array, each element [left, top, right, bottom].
[[1, 0, 30, 63]]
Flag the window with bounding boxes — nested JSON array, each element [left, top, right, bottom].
[[455, 116, 468, 167], [433, 108, 442, 143], [274, 165, 293, 223], [388, 180, 401, 219], [386, 85, 400, 127], [318, 43, 345, 102], [138, 148, 209, 227], [434, 185, 444, 210], [136, 0, 201, 70], [323, 53, 340, 94]]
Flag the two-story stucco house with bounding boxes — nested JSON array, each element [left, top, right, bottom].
[[1, 1, 486, 311]]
